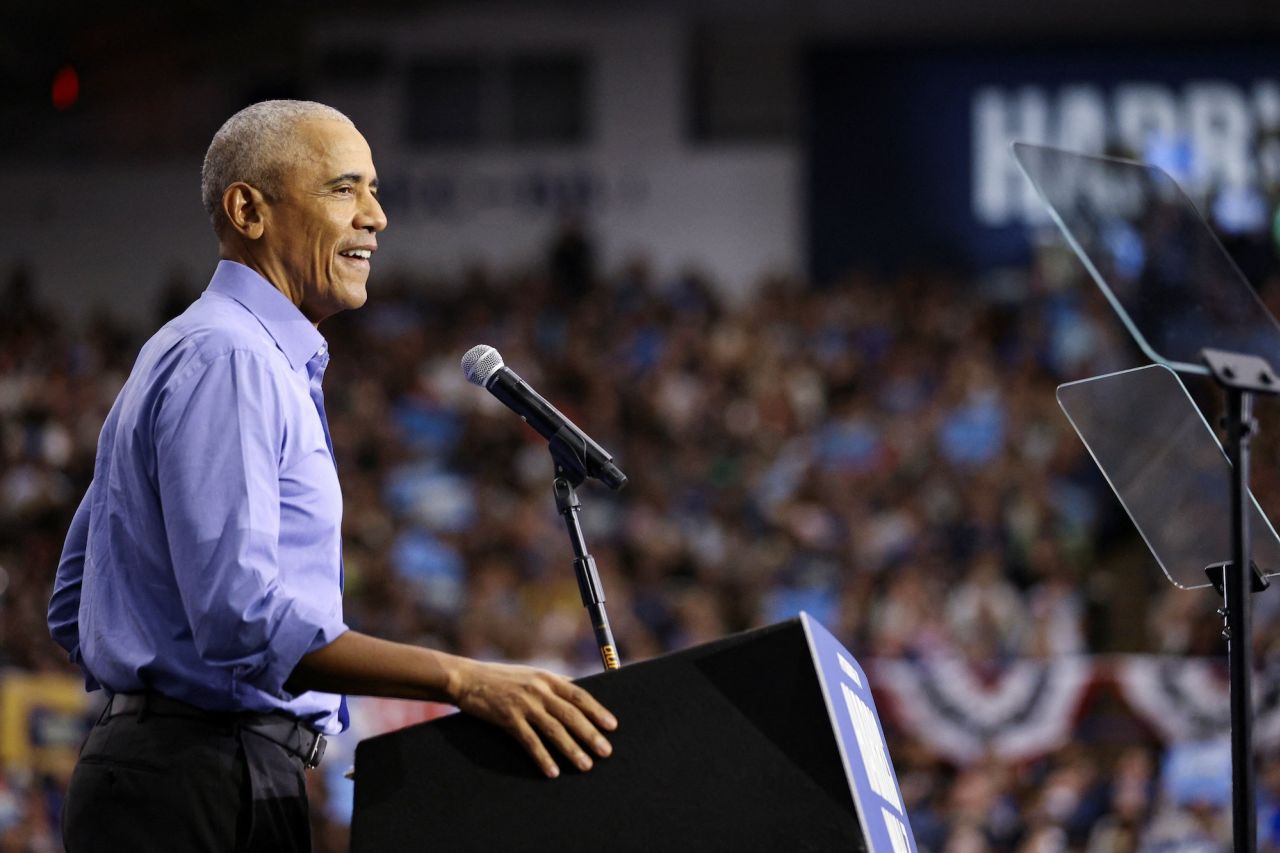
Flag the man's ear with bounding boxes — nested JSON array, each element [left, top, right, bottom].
[[222, 182, 269, 240]]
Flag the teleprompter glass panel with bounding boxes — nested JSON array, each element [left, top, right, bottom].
[[1013, 142, 1280, 376], [1057, 364, 1280, 589]]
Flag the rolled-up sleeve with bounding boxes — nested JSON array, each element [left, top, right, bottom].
[[49, 483, 100, 691], [154, 349, 346, 700]]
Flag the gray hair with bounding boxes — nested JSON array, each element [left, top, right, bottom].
[[201, 99, 353, 233]]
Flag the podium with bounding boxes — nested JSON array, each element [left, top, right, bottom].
[[351, 613, 916, 852]]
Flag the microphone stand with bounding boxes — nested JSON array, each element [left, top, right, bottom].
[[551, 459, 621, 672]]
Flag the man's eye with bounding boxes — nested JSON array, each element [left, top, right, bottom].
[[334, 186, 354, 195]]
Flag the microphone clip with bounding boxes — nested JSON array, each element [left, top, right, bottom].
[[549, 427, 591, 488]]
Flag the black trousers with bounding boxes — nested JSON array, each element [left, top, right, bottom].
[[63, 709, 311, 852]]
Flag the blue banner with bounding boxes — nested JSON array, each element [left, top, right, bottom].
[[807, 42, 1280, 280]]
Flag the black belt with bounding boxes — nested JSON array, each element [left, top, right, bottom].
[[102, 692, 328, 769]]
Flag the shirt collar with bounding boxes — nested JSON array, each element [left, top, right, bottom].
[[206, 260, 327, 372]]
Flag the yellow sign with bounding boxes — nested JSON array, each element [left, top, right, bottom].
[[0, 672, 92, 774]]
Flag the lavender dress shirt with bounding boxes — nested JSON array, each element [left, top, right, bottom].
[[49, 260, 349, 733]]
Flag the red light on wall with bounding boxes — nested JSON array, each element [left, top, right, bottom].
[[52, 66, 79, 110]]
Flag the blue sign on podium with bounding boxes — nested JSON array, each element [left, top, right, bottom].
[[801, 612, 918, 853]]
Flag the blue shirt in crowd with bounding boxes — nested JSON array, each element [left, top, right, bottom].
[[48, 260, 349, 734]]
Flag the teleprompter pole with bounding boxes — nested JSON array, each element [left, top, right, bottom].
[[1225, 385, 1256, 853], [553, 469, 621, 672], [1201, 347, 1280, 853]]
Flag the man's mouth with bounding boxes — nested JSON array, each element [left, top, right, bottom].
[[338, 248, 373, 261]]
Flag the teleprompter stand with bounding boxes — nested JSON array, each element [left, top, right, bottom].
[[1015, 142, 1280, 852], [1201, 348, 1278, 851]]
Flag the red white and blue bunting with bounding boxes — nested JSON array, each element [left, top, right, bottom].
[[867, 655, 1280, 764], [1112, 655, 1280, 750], [870, 656, 1094, 763]]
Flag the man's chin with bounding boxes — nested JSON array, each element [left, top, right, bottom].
[[307, 284, 368, 324], [340, 282, 369, 311]]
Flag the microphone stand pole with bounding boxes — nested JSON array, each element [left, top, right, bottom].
[[552, 464, 621, 672]]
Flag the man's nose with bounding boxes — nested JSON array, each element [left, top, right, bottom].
[[357, 192, 388, 233]]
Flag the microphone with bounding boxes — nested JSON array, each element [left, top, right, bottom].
[[461, 345, 627, 490]]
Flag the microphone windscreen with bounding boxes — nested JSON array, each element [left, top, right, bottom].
[[461, 345, 505, 387]]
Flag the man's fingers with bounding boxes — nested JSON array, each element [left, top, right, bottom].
[[555, 680, 618, 731], [459, 663, 617, 778], [531, 709, 595, 772], [512, 718, 561, 779], [546, 694, 613, 759]]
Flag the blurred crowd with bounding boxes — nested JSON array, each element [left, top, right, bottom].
[[5, 223, 1280, 851]]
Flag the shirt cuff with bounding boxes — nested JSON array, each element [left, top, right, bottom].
[[242, 597, 348, 701]]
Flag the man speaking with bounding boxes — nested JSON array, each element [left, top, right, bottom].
[[48, 100, 617, 852]]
